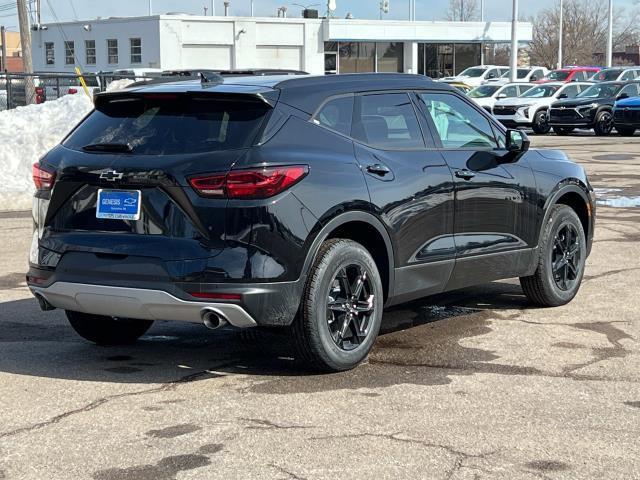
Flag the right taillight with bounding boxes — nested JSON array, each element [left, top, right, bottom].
[[189, 165, 309, 199], [32, 163, 56, 190]]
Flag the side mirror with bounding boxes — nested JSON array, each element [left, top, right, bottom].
[[497, 93, 507, 99], [504, 129, 530, 161], [530, 75, 537, 81], [487, 73, 496, 79], [617, 92, 629, 100], [557, 93, 568, 99]]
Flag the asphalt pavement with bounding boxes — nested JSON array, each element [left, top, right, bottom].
[[0, 134, 639, 479]]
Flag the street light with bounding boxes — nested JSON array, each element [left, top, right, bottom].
[[606, 0, 613, 67], [558, 0, 563, 68], [509, 0, 518, 83]]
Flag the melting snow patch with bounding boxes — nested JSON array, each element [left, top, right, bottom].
[[0, 94, 94, 211]]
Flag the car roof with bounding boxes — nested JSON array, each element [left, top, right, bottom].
[[103, 73, 446, 115]]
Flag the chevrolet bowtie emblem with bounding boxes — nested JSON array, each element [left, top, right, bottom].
[[100, 170, 124, 181]]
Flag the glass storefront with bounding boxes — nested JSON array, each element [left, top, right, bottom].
[[325, 42, 404, 74], [417, 43, 482, 78]]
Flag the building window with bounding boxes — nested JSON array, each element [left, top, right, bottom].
[[85, 40, 96, 65], [453, 43, 481, 75], [64, 41, 75, 65], [376, 42, 404, 73], [339, 42, 375, 74], [130, 38, 142, 64], [45, 42, 54, 65], [107, 39, 118, 64]]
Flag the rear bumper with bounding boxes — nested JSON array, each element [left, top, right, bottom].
[[30, 282, 258, 328]]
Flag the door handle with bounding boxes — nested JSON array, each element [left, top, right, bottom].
[[455, 169, 476, 180], [366, 164, 391, 176]]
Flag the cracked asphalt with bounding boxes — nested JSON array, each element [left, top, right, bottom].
[[1, 134, 639, 479]]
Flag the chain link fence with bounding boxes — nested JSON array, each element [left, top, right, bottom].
[[0, 72, 156, 111]]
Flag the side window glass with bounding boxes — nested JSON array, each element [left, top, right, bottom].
[[620, 84, 639, 97], [562, 85, 579, 98], [314, 95, 353, 136], [518, 85, 530, 95], [419, 92, 498, 149], [502, 86, 518, 97], [352, 93, 425, 149]]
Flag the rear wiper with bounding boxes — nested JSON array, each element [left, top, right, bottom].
[[82, 143, 133, 153]]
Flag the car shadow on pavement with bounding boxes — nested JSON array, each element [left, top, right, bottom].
[[0, 281, 528, 386]]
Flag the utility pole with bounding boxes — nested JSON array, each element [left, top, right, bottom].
[[1, 26, 7, 72], [480, 0, 484, 65], [606, 0, 613, 67], [557, 0, 563, 68], [251, 0, 254, 17], [36, 0, 41, 24], [17, 0, 35, 103], [509, 0, 518, 83]]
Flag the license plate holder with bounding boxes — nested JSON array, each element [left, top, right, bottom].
[[96, 189, 141, 220]]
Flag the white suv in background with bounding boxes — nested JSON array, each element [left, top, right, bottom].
[[468, 83, 534, 113], [588, 67, 640, 82], [492, 82, 591, 134], [483, 67, 549, 85], [439, 65, 509, 87]]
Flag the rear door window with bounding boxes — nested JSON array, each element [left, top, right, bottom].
[[63, 94, 271, 155], [352, 93, 425, 149], [313, 95, 354, 136], [501, 85, 519, 97], [561, 84, 581, 98]]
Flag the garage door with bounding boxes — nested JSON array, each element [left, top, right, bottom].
[[182, 45, 232, 69], [255, 46, 302, 70]]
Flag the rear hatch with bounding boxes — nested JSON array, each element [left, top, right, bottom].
[[39, 88, 275, 262]]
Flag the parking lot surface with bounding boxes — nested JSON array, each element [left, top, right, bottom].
[[1, 134, 639, 479]]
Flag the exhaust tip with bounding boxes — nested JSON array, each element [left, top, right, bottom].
[[34, 293, 55, 311], [201, 309, 228, 330]]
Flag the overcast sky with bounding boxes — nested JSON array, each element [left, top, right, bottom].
[[0, 0, 638, 29]]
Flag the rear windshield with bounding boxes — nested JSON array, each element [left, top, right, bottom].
[[63, 94, 270, 155]]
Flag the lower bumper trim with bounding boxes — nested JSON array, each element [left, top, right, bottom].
[[30, 282, 257, 328]]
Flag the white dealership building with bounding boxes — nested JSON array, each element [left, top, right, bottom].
[[31, 14, 532, 78]]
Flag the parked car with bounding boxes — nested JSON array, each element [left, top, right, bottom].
[[39, 75, 101, 100], [448, 82, 473, 94], [483, 67, 549, 85], [468, 82, 534, 113], [493, 82, 591, 133], [439, 65, 509, 87], [111, 68, 163, 81], [28, 74, 595, 371], [613, 95, 640, 136], [535, 67, 600, 84], [549, 81, 640, 135], [588, 67, 640, 82]]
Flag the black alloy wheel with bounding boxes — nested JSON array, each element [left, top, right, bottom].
[[326, 264, 376, 351], [594, 110, 614, 135], [532, 110, 551, 134], [551, 223, 582, 291]]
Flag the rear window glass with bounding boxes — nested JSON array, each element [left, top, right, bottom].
[[63, 95, 270, 155]]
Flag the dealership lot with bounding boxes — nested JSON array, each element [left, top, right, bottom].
[[0, 134, 639, 479]]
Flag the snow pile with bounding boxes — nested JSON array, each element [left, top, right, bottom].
[[106, 79, 135, 91], [0, 94, 94, 211]]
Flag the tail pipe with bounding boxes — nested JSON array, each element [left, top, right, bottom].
[[201, 308, 228, 330], [34, 293, 56, 311]]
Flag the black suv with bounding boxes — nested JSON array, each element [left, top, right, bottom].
[[548, 81, 640, 135], [28, 74, 595, 371]]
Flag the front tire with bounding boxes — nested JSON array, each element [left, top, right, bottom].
[[66, 311, 153, 345], [594, 110, 614, 136], [616, 126, 636, 136], [520, 205, 586, 307], [553, 126, 575, 136], [291, 239, 384, 372], [531, 110, 551, 134]]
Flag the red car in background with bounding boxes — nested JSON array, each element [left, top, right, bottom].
[[535, 67, 601, 84]]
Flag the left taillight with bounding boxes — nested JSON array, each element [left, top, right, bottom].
[[189, 165, 309, 199], [32, 163, 56, 190]]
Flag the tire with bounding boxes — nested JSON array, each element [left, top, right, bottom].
[[531, 110, 551, 134], [520, 205, 587, 307], [616, 126, 636, 136], [66, 311, 153, 345], [593, 110, 614, 136], [553, 126, 575, 136], [290, 239, 384, 372]]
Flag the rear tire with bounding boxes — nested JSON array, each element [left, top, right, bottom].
[[593, 110, 614, 136], [520, 205, 586, 307], [553, 126, 575, 136], [290, 239, 384, 372], [531, 110, 551, 134], [66, 311, 153, 345], [616, 126, 636, 136]]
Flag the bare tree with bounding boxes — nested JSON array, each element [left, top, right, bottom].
[[446, 0, 479, 21], [529, 0, 640, 68]]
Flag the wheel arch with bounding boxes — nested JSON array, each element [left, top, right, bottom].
[[301, 212, 395, 303], [539, 182, 592, 252]]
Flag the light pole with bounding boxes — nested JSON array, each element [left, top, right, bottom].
[[557, 0, 563, 68], [480, 0, 484, 65], [509, 0, 518, 83], [606, 0, 613, 67]]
